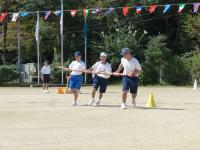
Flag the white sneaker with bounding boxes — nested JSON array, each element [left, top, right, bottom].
[[88, 99, 95, 106], [131, 99, 136, 107], [121, 103, 127, 109], [45, 90, 49, 93], [94, 100, 100, 107], [72, 101, 77, 106]]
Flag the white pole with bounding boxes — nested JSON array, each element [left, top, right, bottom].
[[61, 0, 64, 84], [36, 11, 40, 84]]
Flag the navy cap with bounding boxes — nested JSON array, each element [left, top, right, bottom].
[[74, 51, 81, 57], [120, 48, 131, 56]]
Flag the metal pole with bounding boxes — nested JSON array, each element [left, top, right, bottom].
[[61, 0, 64, 84], [84, 17, 87, 84], [17, 21, 21, 82], [37, 11, 40, 84]]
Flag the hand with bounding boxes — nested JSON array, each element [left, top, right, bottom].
[[127, 72, 137, 77], [112, 72, 123, 76]]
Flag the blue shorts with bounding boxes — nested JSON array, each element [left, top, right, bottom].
[[69, 75, 83, 90], [93, 75, 108, 93], [122, 76, 139, 94]]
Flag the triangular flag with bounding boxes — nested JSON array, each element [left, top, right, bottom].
[[148, 5, 157, 14], [91, 8, 100, 15], [54, 11, 61, 16], [20, 12, 29, 17], [123, 7, 129, 16], [105, 7, 114, 15], [0, 13, 8, 22], [35, 15, 40, 42], [163, 5, 171, 14], [136, 6, 143, 14], [178, 4, 185, 13], [70, 10, 77, 17], [45, 11, 51, 19], [193, 3, 200, 13], [11, 13, 19, 22], [84, 9, 89, 17]]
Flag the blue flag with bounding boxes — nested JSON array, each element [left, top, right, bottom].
[[20, 12, 29, 17], [163, 5, 171, 14]]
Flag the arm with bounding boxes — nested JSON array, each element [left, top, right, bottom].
[[115, 64, 123, 73]]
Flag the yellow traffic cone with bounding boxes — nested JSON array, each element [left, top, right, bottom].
[[147, 92, 156, 108]]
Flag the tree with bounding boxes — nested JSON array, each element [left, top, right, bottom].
[[144, 34, 171, 84]]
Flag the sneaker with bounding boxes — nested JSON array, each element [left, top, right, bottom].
[[131, 99, 136, 107], [43, 90, 46, 93], [45, 90, 49, 93], [121, 103, 127, 109], [94, 100, 100, 107], [72, 101, 77, 106], [88, 99, 95, 106]]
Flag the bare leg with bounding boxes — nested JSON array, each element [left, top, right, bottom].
[[122, 91, 128, 103], [43, 84, 45, 91], [131, 93, 137, 107], [99, 92, 103, 101], [92, 88, 96, 99], [45, 83, 48, 91], [74, 89, 78, 102]]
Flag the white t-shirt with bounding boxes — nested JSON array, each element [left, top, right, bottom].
[[69, 61, 86, 75], [121, 57, 142, 75], [92, 61, 112, 79], [41, 65, 51, 74]]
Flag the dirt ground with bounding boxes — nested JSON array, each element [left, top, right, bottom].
[[0, 86, 199, 150]]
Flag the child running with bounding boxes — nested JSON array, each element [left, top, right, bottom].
[[41, 60, 51, 93], [87, 52, 112, 106], [68, 51, 86, 106], [114, 48, 142, 109]]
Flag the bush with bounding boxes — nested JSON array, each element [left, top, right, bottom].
[[0, 65, 19, 83]]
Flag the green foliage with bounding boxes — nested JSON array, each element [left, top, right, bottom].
[[144, 34, 171, 85], [0, 65, 18, 83]]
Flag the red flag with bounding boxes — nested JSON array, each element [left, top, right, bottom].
[[148, 5, 157, 14], [70, 10, 77, 17], [123, 7, 129, 16], [0, 13, 8, 22], [83, 9, 89, 17]]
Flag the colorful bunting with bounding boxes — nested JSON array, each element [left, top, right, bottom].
[[148, 5, 157, 14], [70, 10, 77, 17], [0, 13, 8, 22], [91, 8, 100, 15], [178, 4, 185, 13], [11, 13, 19, 22], [123, 7, 129, 16], [163, 5, 171, 14], [105, 7, 114, 15], [54, 11, 61, 16], [193, 3, 200, 13], [84, 9, 89, 17], [20, 12, 29, 17], [136, 6, 143, 14], [45, 11, 51, 19]]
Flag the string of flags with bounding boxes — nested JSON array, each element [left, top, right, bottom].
[[0, 2, 200, 22]]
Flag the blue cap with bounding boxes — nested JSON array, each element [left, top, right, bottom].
[[74, 51, 81, 57], [120, 48, 131, 56]]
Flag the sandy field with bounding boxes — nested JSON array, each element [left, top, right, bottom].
[[0, 86, 199, 150]]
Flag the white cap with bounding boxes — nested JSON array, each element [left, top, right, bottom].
[[100, 52, 107, 57]]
